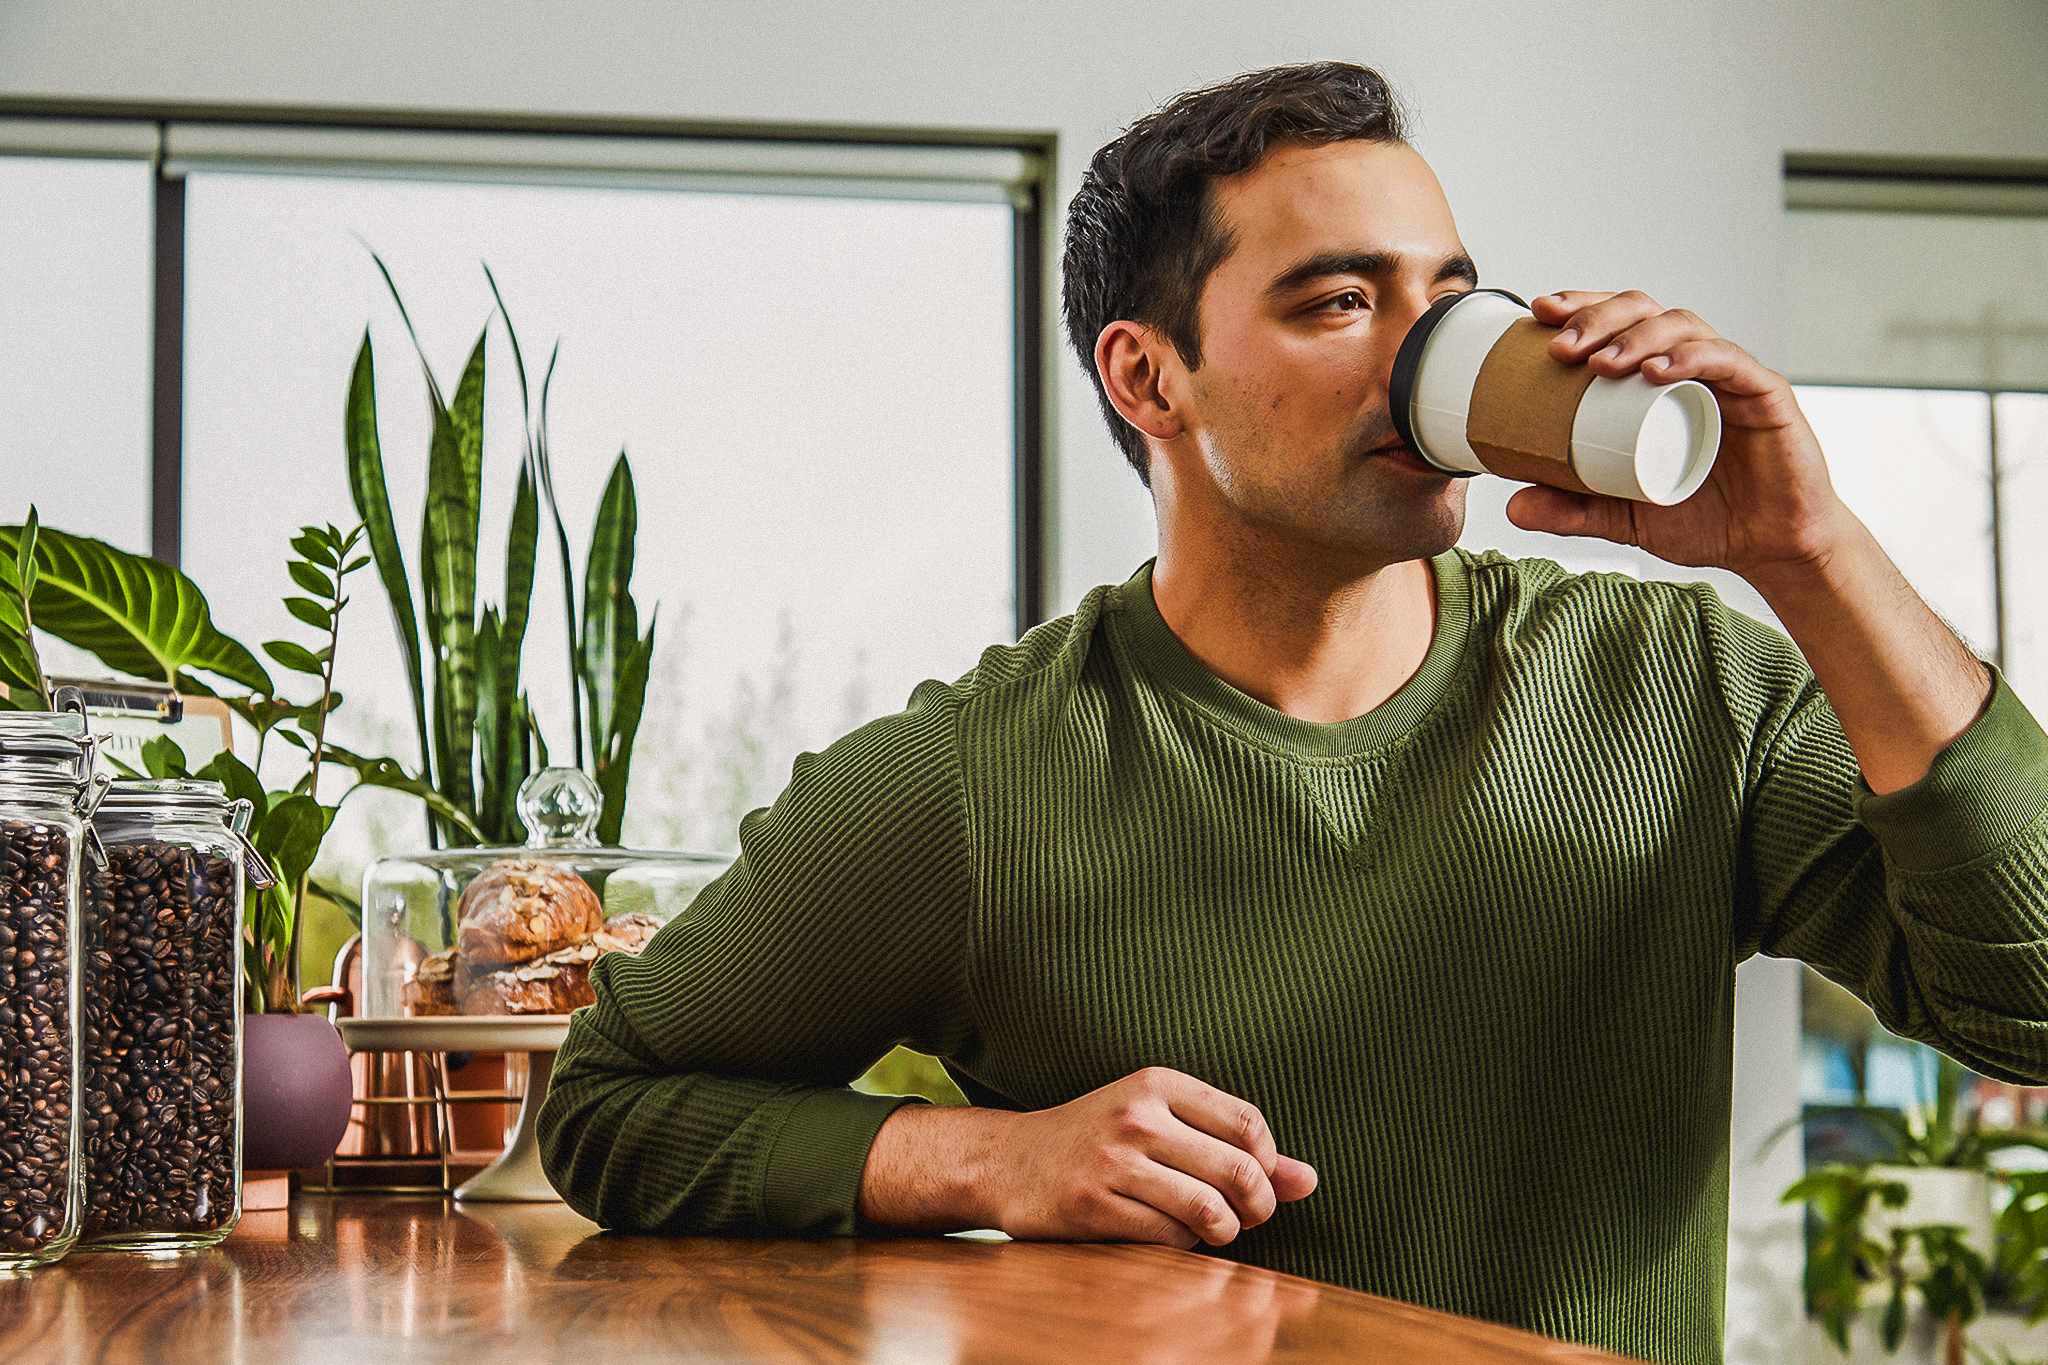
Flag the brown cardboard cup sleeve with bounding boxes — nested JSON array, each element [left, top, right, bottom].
[[1464, 319, 1601, 495]]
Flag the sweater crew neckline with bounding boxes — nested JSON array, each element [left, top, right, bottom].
[[1108, 550, 1473, 761]]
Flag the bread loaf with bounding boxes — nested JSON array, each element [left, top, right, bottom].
[[455, 858, 604, 964]]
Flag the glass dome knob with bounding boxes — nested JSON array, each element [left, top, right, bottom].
[[517, 767, 604, 847]]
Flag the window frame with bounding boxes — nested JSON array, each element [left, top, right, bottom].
[[0, 99, 1055, 635]]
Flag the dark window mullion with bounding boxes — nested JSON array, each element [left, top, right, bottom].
[[149, 140, 184, 568]]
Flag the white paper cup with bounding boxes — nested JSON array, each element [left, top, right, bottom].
[[1391, 289, 1721, 505]]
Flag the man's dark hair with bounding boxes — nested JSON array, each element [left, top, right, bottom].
[[1061, 62, 1409, 485]]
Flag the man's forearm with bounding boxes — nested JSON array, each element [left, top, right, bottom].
[[1746, 509, 1991, 795]]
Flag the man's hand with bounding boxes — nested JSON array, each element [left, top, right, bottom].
[[1510, 289, 1845, 579], [856, 1066, 1318, 1248], [1506, 289, 1990, 793]]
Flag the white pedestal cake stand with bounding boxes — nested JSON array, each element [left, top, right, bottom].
[[336, 1016, 572, 1202]]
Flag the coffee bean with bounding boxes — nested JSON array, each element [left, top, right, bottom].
[[78, 837, 239, 1243], [0, 818, 75, 1258]]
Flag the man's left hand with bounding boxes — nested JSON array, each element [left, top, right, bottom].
[[1507, 289, 1847, 580]]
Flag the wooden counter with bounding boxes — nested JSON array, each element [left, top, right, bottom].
[[0, 1196, 1641, 1363]]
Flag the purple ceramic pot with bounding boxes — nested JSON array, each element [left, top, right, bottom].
[[241, 1013, 353, 1171]]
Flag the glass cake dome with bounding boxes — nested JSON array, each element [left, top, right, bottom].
[[358, 768, 733, 1021]]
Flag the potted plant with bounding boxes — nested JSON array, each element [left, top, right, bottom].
[[344, 258, 653, 850], [1780, 1053, 2048, 1360], [0, 512, 464, 1193]]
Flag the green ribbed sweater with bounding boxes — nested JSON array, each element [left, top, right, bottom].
[[539, 550, 2048, 1365]]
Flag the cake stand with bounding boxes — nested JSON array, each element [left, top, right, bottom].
[[336, 1015, 572, 1202]]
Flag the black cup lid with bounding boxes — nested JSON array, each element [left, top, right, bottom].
[[1388, 287, 1528, 465]]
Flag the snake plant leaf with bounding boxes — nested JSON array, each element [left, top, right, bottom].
[[580, 453, 639, 757], [0, 522, 273, 695], [344, 332, 434, 790], [474, 608, 506, 843], [501, 459, 538, 694], [321, 741, 486, 842], [421, 331, 486, 817], [593, 614, 654, 847]]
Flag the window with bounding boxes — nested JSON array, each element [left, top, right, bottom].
[[1784, 158, 2048, 1141], [2, 115, 1047, 969]]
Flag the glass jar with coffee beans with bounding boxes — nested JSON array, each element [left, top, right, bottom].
[[0, 708, 100, 1270], [77, 778, 266, 1252]]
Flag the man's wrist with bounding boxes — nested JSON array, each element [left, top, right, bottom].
[[856, 1103, 1010, 1233]]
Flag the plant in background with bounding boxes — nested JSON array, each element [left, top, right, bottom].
[[1999, 1170, 2048, 1326], [1778, 1057, 2048, 1358], [0, 512, 469, 1012], [0, 520, 274, 706], [133, 524, 479, 1012], [0, 507, 52, 711], [345, 256, 653, 848]]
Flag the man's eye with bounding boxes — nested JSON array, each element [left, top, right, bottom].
[[1314, 290, 1368, 313]]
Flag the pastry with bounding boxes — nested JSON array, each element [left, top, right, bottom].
[[402, 951, 459, 1017], [455, 859, 604, 964], [461, 961, 595, 1016]]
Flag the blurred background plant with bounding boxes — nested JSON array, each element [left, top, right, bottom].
[[1778, 1052, 2048, 1360]]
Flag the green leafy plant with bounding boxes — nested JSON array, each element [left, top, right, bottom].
[[1784, 1164, 1912, 1349], [1879, 1223, 1988, 1364], [346, 257, 652, 847], [1999, 1169, 2048, 1326], [0, 519, 273, 706], [129, 524, 480, 1013], [0, 506, 51, 709]]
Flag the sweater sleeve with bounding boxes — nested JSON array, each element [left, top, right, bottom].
[[1727, 600, 2048, 1084], [536, 678, 978, 1234]]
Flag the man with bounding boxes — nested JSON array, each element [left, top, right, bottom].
[[539, 63, 2048, 1364]]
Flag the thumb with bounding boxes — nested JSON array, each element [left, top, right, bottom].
[[1505, 484, 1639, 546], [1271, 1154, 1318, 1202]]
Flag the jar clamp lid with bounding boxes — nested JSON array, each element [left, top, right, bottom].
[[96, 776, 277, 888]]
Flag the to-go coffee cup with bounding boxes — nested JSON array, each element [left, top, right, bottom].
[[1389, 289, 1721, 505]]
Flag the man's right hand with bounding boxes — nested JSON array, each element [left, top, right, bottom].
[[855, 1066, 1318, 1249]]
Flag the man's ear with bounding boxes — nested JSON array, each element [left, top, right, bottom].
[[1095, 321, 1187, 444]]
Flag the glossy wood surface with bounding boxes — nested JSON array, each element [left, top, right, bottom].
[[0, 1196, 1642, 1364]]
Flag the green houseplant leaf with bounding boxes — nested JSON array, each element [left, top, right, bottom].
[[420, 331, 487, 828], [344, 331, 436, 806], [0, 522, 273, 695], [580, 453, 638, 754]]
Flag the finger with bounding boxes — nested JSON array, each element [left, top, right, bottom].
[[1155, 1073, 1279, 1174], [1638, 336, 1783, 401], [1528, 290, 1617, 326], [1112, 1160, 1248, 1247], [1505, 484, 1642, 545], [1076, 1190, 1203, 1250], [1141, 1121, 1280, 1230], [1584, 309, 1720, 378], [1271, 1154, 1318, 1202], [1540, 289, 1666, 361]]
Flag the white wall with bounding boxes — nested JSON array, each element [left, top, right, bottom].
[[7, 4, 2046, 1357]]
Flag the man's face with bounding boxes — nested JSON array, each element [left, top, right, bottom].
[[1177, 139, 1476, 568]]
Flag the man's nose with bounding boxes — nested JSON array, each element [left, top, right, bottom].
[[1373, 286, 1435, 389]]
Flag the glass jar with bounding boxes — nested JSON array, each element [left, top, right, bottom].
[[0, 710, 98, 1270], [360, 769, 732, 1020], [77, 778, 257, 1251]]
